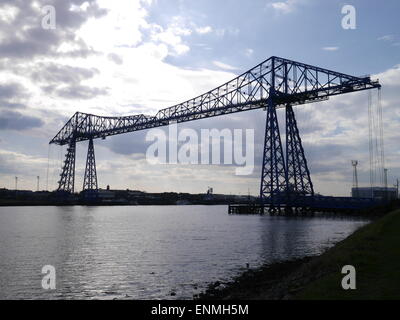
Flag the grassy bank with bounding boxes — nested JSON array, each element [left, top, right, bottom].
[[295, 208, 400, 299], [199, 207, 400, 300]]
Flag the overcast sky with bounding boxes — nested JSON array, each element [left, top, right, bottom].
[[0, 0, 399, 196]]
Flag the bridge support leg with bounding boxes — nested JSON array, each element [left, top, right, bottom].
[[57, 139, 76, 193], [260, 99, 287, 212], [285, 105, 314, 210], [83, 138, 98, 193]]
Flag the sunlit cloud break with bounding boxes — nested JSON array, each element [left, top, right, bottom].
[[322, 47, 339, 51], [212, 61, 238, 71]]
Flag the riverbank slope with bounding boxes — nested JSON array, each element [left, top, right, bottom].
[[199, 208, 400, 300]]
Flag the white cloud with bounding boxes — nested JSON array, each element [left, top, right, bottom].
[[215, 27, 239, 37], [196, 26, 213, 35], [212, 61, 238, 71], [152, 29, 190, 55], [78, 0, 148, 51], [0, 2, 237, 123], [376, 64, 400, 87], [269, 1, 295, 14], [378, 35, 395, 41], [0, 149, 49, 190], [228, 27, 240, 36], [0, 5, 19, 24], [377, 35, 400, 47], [215, 29, 225, 37], [244, 48, 254, 57], [267, 0, 310, 14], [148, 16, 193, 56], [322, 47, 339, 51]]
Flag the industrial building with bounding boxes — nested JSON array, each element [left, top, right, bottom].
[[351, 187, 398, 200]]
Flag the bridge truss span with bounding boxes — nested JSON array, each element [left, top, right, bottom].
[[50, 56, 380, 145], [50, 56, 381, 211]]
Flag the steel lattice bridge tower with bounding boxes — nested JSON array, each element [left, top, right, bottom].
[[50, 56, 381, 211]]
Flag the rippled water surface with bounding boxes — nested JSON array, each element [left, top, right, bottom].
[[0, 205, 368, 299]]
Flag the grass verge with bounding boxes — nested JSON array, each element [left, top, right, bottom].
[[294, 208, 400, 299]]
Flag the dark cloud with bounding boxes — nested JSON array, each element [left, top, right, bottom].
[[31, 62, 107, 100], [0, 83, 24, 100], [52, 0, 108, 28], [31, 63, 99, 85], [0, 153, 18, 175], [44, 84, 109, 100], [0, 83, 29, 110], [0, 110, 44, 130], [305, 143, 349, 160], [0, 101, 26, 109], [293, 110, 326, 134], [0, 147, 44, 176], [103, 131, 150, 156], [107, 53, 124, 65], [0, 0, 107, 60]]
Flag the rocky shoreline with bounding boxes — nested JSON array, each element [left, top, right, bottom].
[[196, 257, 316, 300], [197, 204, 400, 300]]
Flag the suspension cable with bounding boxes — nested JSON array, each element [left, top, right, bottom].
[[46, 145, 50, 191], [368, 90, 374, 188], [368, 88, 385, 189], [378, 87, 385, 184]]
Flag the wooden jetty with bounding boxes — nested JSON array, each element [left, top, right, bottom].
[[228, 204, 265, 215]]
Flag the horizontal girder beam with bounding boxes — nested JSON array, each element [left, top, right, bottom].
[[50, 56, 381, 145]]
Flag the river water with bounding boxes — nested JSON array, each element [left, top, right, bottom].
[[0, 205, 368, 300]]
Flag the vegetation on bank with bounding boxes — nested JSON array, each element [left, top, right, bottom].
[[295, 207, 400, 299], [199, 203, 400, 300]]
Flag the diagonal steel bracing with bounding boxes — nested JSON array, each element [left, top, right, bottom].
[[285, 105, 314, 204], [50, 56, 380, 146], [57, 139, 76, 193], [260, 99, 287, 210], [50, 56, 380, 195], [83, 138, 98, 192]]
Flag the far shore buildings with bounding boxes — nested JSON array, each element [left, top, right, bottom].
[[351, 187, 398, 201]]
